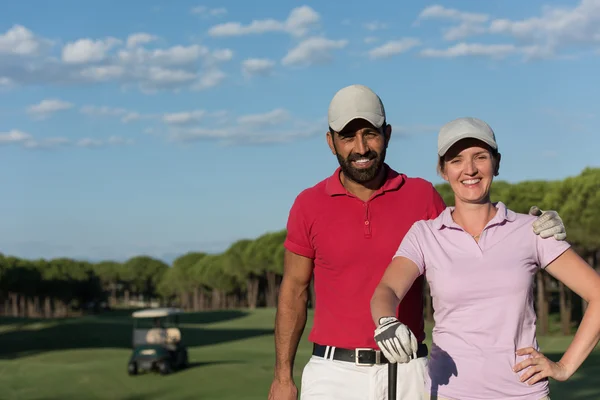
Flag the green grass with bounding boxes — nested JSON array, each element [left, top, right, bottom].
[[0, 309, 598, 400]]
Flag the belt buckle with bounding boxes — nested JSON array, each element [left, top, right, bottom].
[[354, 348, 380, 366]]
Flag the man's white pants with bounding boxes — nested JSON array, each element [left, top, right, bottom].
[[299, 355, 428, 400]]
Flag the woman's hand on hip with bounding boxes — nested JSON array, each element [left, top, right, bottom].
[[513, 347, 572, 385]]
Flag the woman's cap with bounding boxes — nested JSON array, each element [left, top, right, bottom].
[[437, 117, 498, 157]]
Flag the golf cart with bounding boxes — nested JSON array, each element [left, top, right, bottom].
[[127, 307, 188, 376]]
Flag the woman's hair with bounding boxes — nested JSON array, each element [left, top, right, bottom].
[[437, 148, 501, 177]]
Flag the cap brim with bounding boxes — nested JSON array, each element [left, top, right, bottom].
[[438, 132, 497, 157], [329, 112, 385, 132]]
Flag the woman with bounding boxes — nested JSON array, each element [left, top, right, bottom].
[[370, 117, 600, 400]]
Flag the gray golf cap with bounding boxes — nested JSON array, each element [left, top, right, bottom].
[[437, 117, 498, 157], [328, 84, 386, 132]]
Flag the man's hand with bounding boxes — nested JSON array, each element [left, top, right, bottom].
[[374, 316, 419, 364], [268, 378, 298, 400], [529, 206, 567, 240]]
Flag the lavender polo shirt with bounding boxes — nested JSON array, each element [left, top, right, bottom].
[[394, 202, 571, 400]]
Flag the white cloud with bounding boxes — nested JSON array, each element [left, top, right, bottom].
[[163, 110, 206, 125], [237, 109, 290, 126], [418, 5, 489, 23], [168, 127, 232, 142], [77, 138, 107, 147], [0, 26, 231, 93], [0, 25, 51, 56], [144, 66, 196, 85], [160, 109, 228, 126], [208, 6, 320, 37], [80, 65, 126, 81], [364, 21, 387, 31], [121, 112, 142, 123], [443, 22, 487, 41], [24, 137, 71, 149], [282, 37, 348, 67], [241, 58, 275, 77], [80, 105, 147, 123], [107, 136, 135, 145], [364, 37, 378, 44], [27, 98, 74, 119], [420, 42, 518, 59], [417, 1, 600, 57], [416, 5, 490, 42], [0, 129, 32, 144], [126, 33, 158, 48], [0, 77, 14, 91], [191, 69, 227, 91], [162, 107, 322, 146], [62, 37, 122, 64], [368, 38, 421, 59], [489, 0, 600, 53], [118, 44, 209, 66], [191, 6, 227, 17], [0, 129, 132, 150], [23, 135, 133, 149], [168, 124, 321, 146], [211, 48, 233, 62], [81, 105, 128, 117]]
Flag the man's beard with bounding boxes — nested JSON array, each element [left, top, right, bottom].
[[336, 147, 387, 184]]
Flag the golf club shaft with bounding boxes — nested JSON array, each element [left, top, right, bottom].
[[388, 362, 397, 400]]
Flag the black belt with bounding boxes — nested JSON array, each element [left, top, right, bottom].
[[312, 343, 428, 366]]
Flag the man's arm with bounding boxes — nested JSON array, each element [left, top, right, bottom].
[[273, 249, 314, 382]]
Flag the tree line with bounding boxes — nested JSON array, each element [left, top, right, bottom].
[[1, 167, 598, 335]]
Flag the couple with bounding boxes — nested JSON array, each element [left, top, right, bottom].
[[269, 84, 599, 400], [371, 116, 600, 399]]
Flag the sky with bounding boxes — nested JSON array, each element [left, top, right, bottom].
[[1, 0, 599, 263]]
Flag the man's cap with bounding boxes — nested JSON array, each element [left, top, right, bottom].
[[437, 117, 498, 157], [328, 84, 386, 132]]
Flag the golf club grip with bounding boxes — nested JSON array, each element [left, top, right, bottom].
[[388, 362, 397, 400]]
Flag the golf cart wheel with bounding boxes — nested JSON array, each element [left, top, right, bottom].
[[158, 360, 172, 375], [176, 350, 188, 369], [128, 362, 138, 376]]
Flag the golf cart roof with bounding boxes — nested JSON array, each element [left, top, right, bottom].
[[131, 307, 183, 318]]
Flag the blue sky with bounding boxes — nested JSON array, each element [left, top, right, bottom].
[[1, 0, 599, 262]]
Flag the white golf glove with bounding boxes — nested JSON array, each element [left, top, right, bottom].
[[529, 206, 567, 240], [374, 316, 418, 364]]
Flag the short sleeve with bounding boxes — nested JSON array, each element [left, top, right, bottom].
[[283, 194, 315, 259], [535, 233, 571, 269], [428, 186, 447, 220], [393, 222, 426, 275]]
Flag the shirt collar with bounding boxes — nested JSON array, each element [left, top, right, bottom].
[[433, 201, 516, 230], [325, 163, 405, 197]]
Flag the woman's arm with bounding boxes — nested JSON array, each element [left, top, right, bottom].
[[370, 256, 421, 325], [515, 248, 600, 383], [545, 249, 600, 375]]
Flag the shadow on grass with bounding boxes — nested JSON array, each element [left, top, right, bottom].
[[0, 310, 271, 360], [129, 360, 241, 378], [35, 391, 169, 400], [185, 360, 241, 369], [546, 351, 600, 399], [178, 310, 249, 325]]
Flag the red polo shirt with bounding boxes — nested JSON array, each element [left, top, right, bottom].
[[284, 164, 446, 349]]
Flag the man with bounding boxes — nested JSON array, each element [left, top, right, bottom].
[[267, 84, 567, 400]]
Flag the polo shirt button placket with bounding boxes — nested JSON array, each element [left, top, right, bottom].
[[363, 202, 371, 238]]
